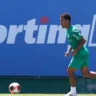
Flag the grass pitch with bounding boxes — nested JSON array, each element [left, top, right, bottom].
[[0, 94, 95, 96]]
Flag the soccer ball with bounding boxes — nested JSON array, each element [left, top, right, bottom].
[[9, 82, 21, 94]]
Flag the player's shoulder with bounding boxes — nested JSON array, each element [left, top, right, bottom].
[[72, 25, 80, 33]]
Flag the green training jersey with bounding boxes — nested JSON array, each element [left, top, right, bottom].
[[67, 25, 89, 56]]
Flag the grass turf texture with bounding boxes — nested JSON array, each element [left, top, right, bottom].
[[0, 94, 95, 96]]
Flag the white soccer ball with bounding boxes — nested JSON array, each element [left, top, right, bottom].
[[9, 82, 21, 94]]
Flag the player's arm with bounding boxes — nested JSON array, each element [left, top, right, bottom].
[[68, 46, 72, 53], [75, 37, 86, 52], [72, 30, 86, 56], [65, 46, 72, 57], [73, 37, 86, 55]]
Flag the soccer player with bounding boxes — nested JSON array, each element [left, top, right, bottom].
[[60, 13, 96, 96]]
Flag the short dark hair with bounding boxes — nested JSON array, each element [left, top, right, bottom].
[[61, 13, 71, 23]]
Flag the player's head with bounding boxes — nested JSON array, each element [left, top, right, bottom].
[[60, 13, 71, 28]]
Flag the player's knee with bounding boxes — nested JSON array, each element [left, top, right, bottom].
[[67, 68, 70, 74], [67, 68, 75, 76], [82, 72, 89, 77], [81, 66, 89, 77]]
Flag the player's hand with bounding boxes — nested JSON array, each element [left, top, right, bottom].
[[72, 50, 77, 56], [65, 51, 70, 57]]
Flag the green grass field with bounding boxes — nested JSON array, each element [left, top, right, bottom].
[[0, 94, 95, 96]]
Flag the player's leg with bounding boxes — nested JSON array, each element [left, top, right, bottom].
[[65, 67, 77, 96], [65, 58, 82, 96], [67, 67, 76, 87], [67, 67, 77, 93], [81, 66, 96, 78], [81, 54, 96, 78]]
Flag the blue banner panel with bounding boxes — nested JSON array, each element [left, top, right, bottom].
[[0, 0, 96, 76]]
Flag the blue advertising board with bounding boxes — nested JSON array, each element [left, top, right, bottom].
[[0, 0, 96, 76]]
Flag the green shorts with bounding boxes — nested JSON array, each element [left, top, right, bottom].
[[68, 53, 88, 69]]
